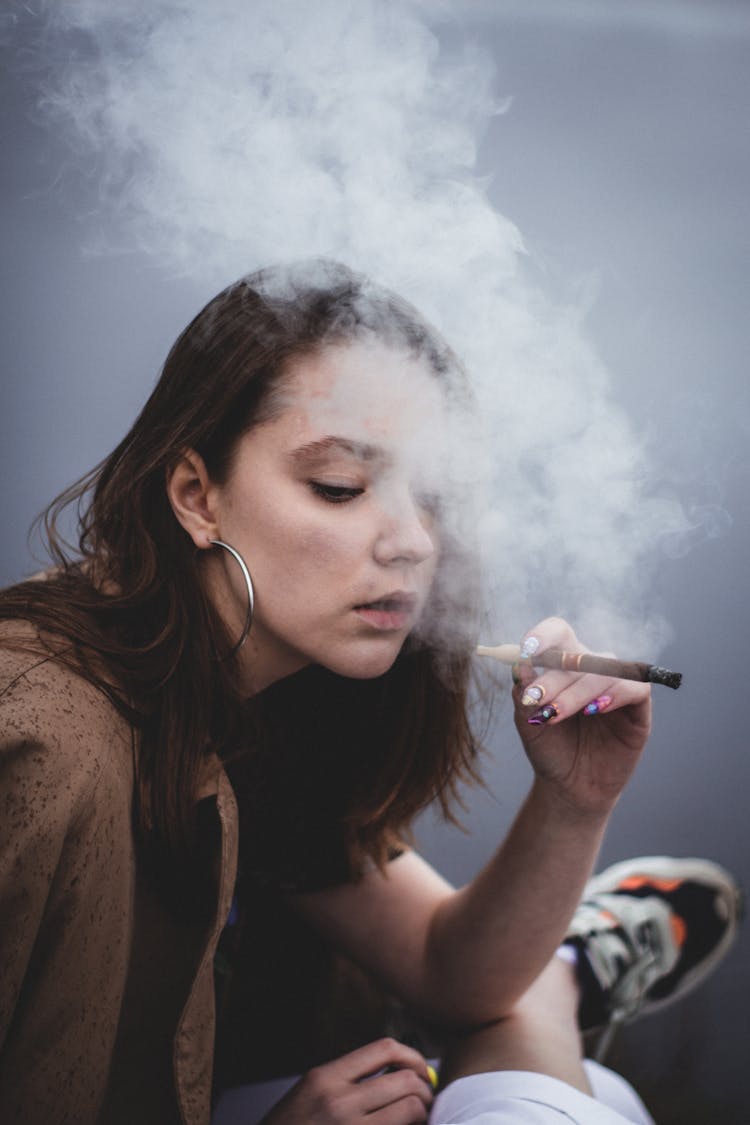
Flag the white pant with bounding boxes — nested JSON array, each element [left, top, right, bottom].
[[430, 1060, 656, 1125], [213, 1060, 655, 1125]]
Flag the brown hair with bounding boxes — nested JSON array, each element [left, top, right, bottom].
[[0, 260, 482, 898]]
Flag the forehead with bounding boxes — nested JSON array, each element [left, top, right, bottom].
[[279, 340, 447, 449]]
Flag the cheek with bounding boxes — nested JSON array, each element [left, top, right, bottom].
[[297, 523, 364, 563], [255, 520, 368, 625], [223, 469, 372, 583], [249, 503, 367, 577]]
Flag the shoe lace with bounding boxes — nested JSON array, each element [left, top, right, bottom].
[[592, 934, 661, 1062]]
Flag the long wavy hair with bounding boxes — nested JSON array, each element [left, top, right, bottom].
[[0, 260, 483, 899]]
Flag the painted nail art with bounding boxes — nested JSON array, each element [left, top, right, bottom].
[[522, 684, 545, 707], [583, 695, 613, 717], [528, 703, 559, 725], [520, 636, 540, 660]]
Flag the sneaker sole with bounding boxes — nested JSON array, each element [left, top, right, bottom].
[[585, 855, 743, 1019]]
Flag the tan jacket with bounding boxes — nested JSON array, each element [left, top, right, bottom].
[[0, 628, 239, 1124]]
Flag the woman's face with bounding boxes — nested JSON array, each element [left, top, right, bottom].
[[208, 340, 446, 690]]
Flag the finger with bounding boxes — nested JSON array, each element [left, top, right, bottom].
[[369, 1094, 431, 1124], [516, 620, 651, 714], [554, 676, 650, 719], [333, 1038, 431, 1086], [525, 676, 619, 725], [514, 668, 587, 708], [581, 693, 615, 717], [519, 616, 583, 660], [357, 1068, 433, 1114], [515, 668, 614, 711], [525, 677, 650, 726], [510, 659, 535, 692], [516, 619, 587, 700]]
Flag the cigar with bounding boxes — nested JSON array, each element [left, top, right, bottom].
[[476, 644, 682, 690]]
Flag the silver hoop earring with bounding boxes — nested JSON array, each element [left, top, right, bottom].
[[209, 539, 255, 654]]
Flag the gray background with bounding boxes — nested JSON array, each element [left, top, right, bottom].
[[2, 3, 748, 1122]]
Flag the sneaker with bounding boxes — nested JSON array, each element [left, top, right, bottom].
[[565, 856, 742, 1059]]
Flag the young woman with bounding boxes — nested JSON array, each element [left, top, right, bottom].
[[0, 260, 739, 1125]]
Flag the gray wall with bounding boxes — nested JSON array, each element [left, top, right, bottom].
[[2, 3, 748, 1121]]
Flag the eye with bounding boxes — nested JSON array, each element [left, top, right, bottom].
[[308, 481, 365, 504], [416, 491, 442, 518]]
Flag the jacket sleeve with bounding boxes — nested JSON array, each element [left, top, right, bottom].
[[0, 657, 135, 1122]]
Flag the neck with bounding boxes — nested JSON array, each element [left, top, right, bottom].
[[234, 631, 309, 696]]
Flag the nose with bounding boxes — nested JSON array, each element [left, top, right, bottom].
[[373, 487, 436, 567]]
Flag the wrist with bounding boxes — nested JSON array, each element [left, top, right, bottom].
[[529, 775, 617, 827]]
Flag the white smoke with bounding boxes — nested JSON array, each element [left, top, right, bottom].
[[7, 0, 693, 656]]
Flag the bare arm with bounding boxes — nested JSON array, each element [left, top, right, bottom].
[[288, 618, 651, 1028], [288, 786, 608, 1027]]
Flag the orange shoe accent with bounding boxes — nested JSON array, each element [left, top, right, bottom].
[[670, 914, 688, 947], [619, 875, 683, 893]]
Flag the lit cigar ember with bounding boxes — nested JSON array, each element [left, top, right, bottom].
[[476, 644, 682, 690]]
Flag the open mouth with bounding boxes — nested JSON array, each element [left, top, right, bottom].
[[357, 595, 416, 612], [354, 593, 418, 630]]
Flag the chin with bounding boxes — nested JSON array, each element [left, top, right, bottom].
[[323, 639, 406, 680]]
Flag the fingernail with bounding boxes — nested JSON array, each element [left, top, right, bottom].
[[583, 695, 612, 716], [528, 703, 559, 725], [521, 684, 545, 707], [520, 636, 540, 660], [426, 1064, 439, 1090]]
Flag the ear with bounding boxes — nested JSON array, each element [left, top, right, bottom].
[[166, 449, 221, 549]]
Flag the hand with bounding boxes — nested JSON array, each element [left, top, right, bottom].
[[512, 617, 652, 816], [260, 1038, 434, 1125]]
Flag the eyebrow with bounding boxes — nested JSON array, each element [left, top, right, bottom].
[[288, 436, 384, 464]]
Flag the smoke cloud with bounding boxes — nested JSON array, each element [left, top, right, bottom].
[[5, 0, 694, 656]]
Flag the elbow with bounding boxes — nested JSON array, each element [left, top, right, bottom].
[[407, 981, 525, 1034]]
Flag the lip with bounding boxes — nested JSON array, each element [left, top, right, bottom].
[[353, 591, 419, 632]]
